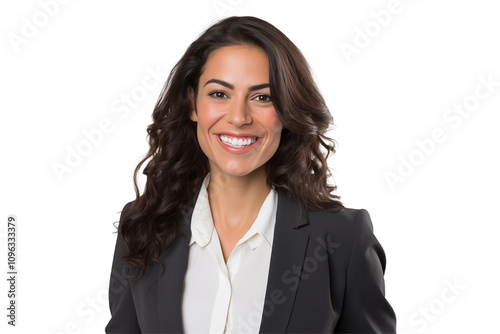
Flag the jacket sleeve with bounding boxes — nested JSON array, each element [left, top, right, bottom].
[[105, 202, 142, 334], [334, 209, 397, 333]]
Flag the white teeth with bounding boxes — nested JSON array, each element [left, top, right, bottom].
[[219, 135, 257, 147]]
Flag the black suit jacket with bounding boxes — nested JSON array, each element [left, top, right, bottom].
[[106, 190, 396, 333]]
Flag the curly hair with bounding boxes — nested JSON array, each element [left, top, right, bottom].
[[118, 16, 343, 285]]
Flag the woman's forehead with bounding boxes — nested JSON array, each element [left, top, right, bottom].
[[200, 45, 270, 87]]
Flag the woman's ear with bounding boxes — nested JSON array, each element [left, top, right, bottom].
[[188, 86, 198, 122]]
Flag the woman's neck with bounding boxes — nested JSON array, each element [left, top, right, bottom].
[[207, 166, 271, 231]]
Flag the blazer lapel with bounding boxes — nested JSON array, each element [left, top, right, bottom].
[[156, 191, 309, 334], [259, 190, 310, 333]]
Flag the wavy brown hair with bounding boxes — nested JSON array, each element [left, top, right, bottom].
[[118, 16, 343, 285]]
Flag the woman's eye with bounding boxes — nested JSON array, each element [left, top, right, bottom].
[[209, 91, 227, 99], [255, 94, 272, 102]]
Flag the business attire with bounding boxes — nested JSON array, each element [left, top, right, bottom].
[[183, 173, 278, 333], [106, 176, 396, 333]]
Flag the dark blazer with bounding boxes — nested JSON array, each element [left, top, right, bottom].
[[106, 190, 396, 333]]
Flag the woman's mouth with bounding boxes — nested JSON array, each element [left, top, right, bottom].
[[216, 134, 260, 154], [218, 134, 258, 148]]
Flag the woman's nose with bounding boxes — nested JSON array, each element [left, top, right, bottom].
[[227, 97, 252, 126]]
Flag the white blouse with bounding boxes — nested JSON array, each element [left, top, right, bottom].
[[181, 173, 278, 334]]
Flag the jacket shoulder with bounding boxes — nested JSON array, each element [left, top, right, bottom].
[[306, 207, 374, 236]]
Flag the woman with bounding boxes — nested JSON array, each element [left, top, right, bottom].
[[106, 16, 396, 333]]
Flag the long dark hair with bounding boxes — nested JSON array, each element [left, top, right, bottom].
[[118, 16, 343, 285]]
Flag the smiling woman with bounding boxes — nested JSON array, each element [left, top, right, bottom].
[[190, 45, 282, 180], [106, 16, 396, 334]]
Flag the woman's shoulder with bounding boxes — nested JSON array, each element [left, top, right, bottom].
[[117, 200, 136, 220], [305, 206, 375, 239]]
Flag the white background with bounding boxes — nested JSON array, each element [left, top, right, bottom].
[[1, 0, 499, 333]]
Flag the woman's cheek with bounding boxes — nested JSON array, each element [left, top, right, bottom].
[[268, 112, 283, 132], [197, 99, 224, 122]]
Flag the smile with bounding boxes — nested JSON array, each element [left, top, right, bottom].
[[218, 135, 258, 147]]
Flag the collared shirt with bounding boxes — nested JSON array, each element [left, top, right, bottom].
[[181, 172, 278, 334]]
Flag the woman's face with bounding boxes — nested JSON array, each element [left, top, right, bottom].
[[189, 45, 283, 178]]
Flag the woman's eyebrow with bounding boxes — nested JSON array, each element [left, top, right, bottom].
[[203, 79, 270, 91]]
